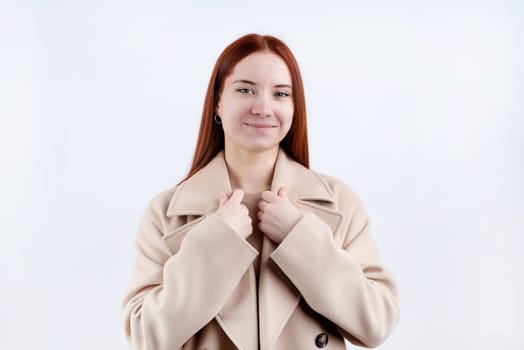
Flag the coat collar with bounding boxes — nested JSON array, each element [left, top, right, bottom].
[[167, 148, 334, 217]]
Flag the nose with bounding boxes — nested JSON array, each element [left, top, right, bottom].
[[251, 93, 272, 118]]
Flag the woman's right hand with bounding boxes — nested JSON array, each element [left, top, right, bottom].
[[214, 189, 252, 239]]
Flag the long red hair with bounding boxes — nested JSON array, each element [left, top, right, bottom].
[[182, 33, 309, 183]]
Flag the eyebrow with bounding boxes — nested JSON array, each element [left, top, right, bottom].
[[232, 79, 292, 89]]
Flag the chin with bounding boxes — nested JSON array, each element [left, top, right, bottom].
[[227, 135, 286, 154], [242, 142, 280, 154]]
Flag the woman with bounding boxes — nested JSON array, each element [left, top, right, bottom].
[[122, 33, 399, 350]]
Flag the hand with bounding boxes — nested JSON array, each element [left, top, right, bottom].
[[258, 187, 302, 244], [214, 189, 252, 239]]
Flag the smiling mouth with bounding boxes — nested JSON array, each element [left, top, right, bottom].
[[244, 123, 277, 129]]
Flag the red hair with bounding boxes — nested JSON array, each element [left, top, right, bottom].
[[182, 33, 309, 183]]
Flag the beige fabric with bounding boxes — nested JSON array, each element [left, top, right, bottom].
[[122, 149, 399, 350], [243, 192, 263, 280]]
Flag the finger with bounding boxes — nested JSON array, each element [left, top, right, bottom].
[[258, 200, 269, 212], [218, 193, 228, 207], [240, 204, 249, 215], [278, 186, 288, 197], [229, 189, 245, 204], [261, 190, 278, 202]]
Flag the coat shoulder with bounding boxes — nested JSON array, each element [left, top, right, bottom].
[[313, 172, 364, 209]]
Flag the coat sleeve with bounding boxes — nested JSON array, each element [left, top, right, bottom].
[[121, 199, 258, 350], [270, 190, 399, 348]]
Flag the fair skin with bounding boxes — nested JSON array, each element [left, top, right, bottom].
[[213, 51, 302, 244]]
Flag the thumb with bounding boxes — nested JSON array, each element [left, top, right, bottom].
[[278, 186, 288, 197], [218, 193, 228, 207], [229, 189, 245, 204]]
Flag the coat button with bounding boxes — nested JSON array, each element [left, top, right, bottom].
[[315, 333, 329, 348]]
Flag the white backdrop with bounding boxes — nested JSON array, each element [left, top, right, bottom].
[[1, 1, 523, 349]]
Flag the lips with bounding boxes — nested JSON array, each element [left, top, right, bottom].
[[244, 122, 277, 128]]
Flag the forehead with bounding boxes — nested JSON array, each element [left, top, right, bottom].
[[227, 51, 292, 83]]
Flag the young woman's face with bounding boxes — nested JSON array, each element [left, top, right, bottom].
[[216, 51, 294, 155]]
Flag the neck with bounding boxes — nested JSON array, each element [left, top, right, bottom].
[[224, 147, 279, 193]]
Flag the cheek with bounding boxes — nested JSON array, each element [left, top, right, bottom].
[[221, 100, 251, 119], [220, 105, 247, 132], [281, 105, 294, 129]]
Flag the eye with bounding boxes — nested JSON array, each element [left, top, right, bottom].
[[236, 88, 255, 94], [274, 91, 291, 97]]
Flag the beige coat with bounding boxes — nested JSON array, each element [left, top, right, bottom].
[[122, 149, 399, 350]]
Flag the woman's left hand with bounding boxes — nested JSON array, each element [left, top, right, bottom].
[[258, 187, 302, 244]]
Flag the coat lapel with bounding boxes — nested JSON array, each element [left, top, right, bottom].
[[216, 266, 259, 350], [258, 149, 341, 350], [258, 234, 300, 350], [166, 152, 258, 350], [166, 151, 232, 217]]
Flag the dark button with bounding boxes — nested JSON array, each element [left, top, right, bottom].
[[315, 333, 329, 348]]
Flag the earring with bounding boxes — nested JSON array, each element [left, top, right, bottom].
[[214, 114, 222, 124]]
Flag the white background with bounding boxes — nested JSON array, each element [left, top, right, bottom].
[[1, 0, 523, 349]]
